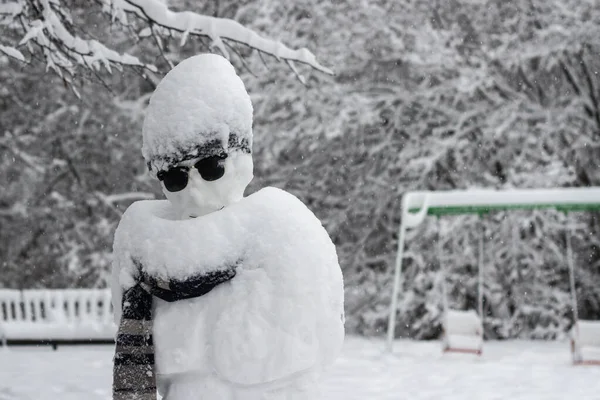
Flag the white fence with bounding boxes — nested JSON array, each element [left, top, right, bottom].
[[0, 289, 116, 345]]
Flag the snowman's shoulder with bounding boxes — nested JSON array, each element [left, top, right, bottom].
[[248, 187, 309, 212], [122, 199, 171, 218], [114, 199, 173, 245], [245, 187, 328, 235], [119, 199, 174, 226]]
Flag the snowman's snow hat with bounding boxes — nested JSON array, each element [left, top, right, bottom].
[[142, 54, 253, 173]]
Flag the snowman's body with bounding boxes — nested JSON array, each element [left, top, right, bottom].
[[111, 54, 344, 400], [112, 187, 344, 400]]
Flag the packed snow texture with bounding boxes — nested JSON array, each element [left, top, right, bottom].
[[1, 337, 599, 400], [443, 310, 482, 336], [571, 321, 600, 361], [142, 54, 253, 168], [574, 321, 600, 347], [112, 186, 344, 392], [442, 310, 483, 351]]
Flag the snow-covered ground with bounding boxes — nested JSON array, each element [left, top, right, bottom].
[[1, 336, 598, 400]]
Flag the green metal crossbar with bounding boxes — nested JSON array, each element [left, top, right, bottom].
[[409, 203, 600, 217]]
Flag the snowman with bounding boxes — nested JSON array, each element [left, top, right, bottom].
[[111, 54, 344, 400]]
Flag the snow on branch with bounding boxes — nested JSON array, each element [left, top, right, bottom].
[[25, 9, 157, 72], [102, 0, 334, 79], [2, 0, 332, 93], [0, 44, 25, 62], [0, 2, 23, 17], [2, 0, 157, 96]]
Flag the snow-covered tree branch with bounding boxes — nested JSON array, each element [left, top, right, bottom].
[[0, 0, 333, 94]]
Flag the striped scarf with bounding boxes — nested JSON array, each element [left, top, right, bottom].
[[113, 260, 237, 400]]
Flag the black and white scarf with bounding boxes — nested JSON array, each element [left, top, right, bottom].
[[112, 259, 237, 400]]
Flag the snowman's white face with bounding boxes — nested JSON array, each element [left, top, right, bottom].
[[161, 152, 253, 219]]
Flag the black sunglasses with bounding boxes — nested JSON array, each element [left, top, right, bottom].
[[157, 155, 227, 192]]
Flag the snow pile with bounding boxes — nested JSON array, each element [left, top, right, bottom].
[[112, 186, 344, 385], [441, 310, 483, 353], [444, 310, 482, 336], [573, 321, 600, 347], [571, 321, 600, 362], [142, 54, 253, 171]]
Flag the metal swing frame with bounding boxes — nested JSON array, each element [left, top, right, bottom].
[[386, 187, 600, 358]]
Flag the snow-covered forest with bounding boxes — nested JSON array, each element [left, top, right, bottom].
[[1, 0, 599, 340]]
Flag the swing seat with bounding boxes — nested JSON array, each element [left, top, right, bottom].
[[442, 310, 483, 355], [570, 320, 600, 365]]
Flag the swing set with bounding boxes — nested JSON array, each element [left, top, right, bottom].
[[386, 187, 600, 365]]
